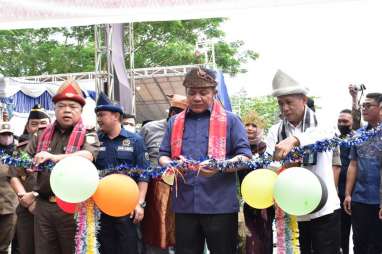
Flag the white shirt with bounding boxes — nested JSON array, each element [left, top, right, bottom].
[[265, 120, 340, 221]]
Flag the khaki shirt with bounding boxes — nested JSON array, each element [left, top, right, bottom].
[[25, 126, 99, 197], [0, 159, 18, 215]]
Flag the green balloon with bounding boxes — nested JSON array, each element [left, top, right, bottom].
[[273, 167, 322, 216], [50, 156, 99, 203]]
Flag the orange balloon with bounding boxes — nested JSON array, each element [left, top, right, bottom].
[[92, 174, 139, 217]]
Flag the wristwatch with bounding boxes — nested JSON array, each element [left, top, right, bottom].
[[139, 201, 147, 209]]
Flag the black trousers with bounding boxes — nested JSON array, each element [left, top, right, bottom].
[[298, 209, 341, 254], [175, 213, 238, 254], [339, 197, 351, 254], [351, 202, 382, 254], [99, 213, 138, 254]]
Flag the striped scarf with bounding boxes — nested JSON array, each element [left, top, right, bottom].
[[171, 100, 227, 160], [36, 118, 86, 154]]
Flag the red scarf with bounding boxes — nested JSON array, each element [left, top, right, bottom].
[[171, 100, 227, 160], [36, 118, 86, 154]]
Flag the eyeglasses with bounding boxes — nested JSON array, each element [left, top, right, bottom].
[[361, 103, 379, 110]]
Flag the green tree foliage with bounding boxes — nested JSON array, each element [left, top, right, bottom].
[[0, 27, 95, 76], [231, 89, 280, 131], [0, 19, 257, 77], [131, 19, 258, 75]]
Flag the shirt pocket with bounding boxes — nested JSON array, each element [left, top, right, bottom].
[[116, 150, 134, 165]]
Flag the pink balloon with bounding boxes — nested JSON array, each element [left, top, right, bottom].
[[56, 197, 78, 214]]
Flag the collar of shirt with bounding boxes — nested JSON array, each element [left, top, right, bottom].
[[186, 105, 212, 117], [98, 127, 130, 141], [284, 120, 303, 136]]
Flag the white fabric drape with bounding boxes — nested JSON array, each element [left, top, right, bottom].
[[0, 77, 96, 98], [0, 0, 360, 30]]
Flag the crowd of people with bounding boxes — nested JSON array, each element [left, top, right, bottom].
[[0, 67, 381, 254]]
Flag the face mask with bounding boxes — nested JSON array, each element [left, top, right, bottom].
[[0, 134, 14, 146], [338, 125, 351, 135], [123, 125, 136, 133]]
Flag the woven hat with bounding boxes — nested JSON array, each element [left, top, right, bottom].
[[272, 70, 308, 97], [242, 111, 265, 129], [183, 67, 217, 88], [52, 79, 86, 106]]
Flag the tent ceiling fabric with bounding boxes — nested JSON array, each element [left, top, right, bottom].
[[135, 69, 188, 123], [1, 65, 193, 122], [0, 0, 360, 30]]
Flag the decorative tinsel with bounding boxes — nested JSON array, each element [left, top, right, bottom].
[[2, 123, 380, 176], [74, 199, 100, 254], [2, 123, 380, 254]]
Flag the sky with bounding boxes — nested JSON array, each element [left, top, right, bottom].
[[222, 0, 382, 126]]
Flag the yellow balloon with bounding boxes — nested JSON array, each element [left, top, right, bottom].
[[241, 169, 278, 209]]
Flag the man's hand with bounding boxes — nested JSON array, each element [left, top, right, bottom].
[[130, 204, 144, 224], [26, 168, 36, 173], [343, 195, 352, 215], [33, 151, 60, 165], [19, 192, 36, 208], [198, 159, 219, 177], [28, 201, 36, 215], [274, 136, 299, 161]]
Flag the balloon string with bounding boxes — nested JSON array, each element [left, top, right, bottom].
[[165, 167, 185, 198]]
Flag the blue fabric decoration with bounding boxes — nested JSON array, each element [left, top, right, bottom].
[[87, 90, 97, 101], [216, 70, 232, 112], [8, 91, 54, 112]]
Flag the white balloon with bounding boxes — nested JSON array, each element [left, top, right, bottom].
[[50, 156, 99, 203]]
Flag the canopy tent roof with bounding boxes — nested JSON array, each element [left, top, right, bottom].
[[0, 65, 200, 125], [133, 65, 198, 122], [0, 0, 359, 30]]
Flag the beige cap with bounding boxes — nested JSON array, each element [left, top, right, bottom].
[[0, 122, 13, 134]]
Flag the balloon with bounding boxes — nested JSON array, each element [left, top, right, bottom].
[[310, 173, 328, 214], [241, 169, 278, 209], [92, 174, 139, 217], [56, 197, 78, 214], [273, 167, 323, 216], [50, 156, 99, 203]]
